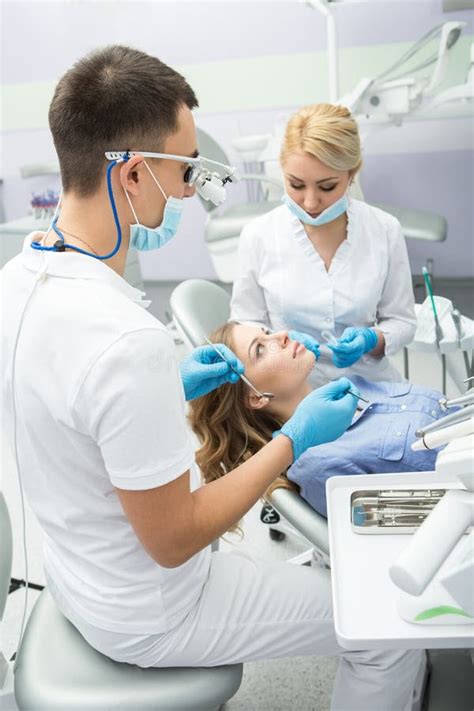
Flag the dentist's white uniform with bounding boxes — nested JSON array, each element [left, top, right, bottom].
[[2, 233, 423, 711], [230, 198, 416, 385]]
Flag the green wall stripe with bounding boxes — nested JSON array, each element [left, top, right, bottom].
[[2, 36, 472, 132]]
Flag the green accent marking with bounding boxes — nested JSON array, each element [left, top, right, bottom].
[[415, 605, 472, 621]]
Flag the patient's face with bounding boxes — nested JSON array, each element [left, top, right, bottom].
[[230, 324, 315, 401]]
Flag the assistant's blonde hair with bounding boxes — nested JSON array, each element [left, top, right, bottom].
[[280, 103, 362, 175]]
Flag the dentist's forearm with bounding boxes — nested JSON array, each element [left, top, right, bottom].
[[188, 435, 293, 550]]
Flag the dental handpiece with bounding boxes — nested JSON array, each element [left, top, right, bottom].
[[411, 418, 473, 451], [415, 404, 474, 438]]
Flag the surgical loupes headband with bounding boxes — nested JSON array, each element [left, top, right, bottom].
[[105, 151, 239, 206]]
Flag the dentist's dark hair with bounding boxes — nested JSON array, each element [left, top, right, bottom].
[[49, 45, 198, 196]]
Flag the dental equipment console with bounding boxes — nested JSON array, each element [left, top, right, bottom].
[[325, 378, 473, 648], [385, 387, 474, 625], [351, 390, 473, 539]]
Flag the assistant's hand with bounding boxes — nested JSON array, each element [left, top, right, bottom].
[[180, 344, 245, 401], [329, 327, 378, 368], [277, 377, 358, 461], [288, 330, 321, 360]]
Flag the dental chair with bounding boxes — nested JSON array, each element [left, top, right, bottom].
[[170, 278, 330, 562], [196, 128, 284, 283], [0, 492, 242, 710]]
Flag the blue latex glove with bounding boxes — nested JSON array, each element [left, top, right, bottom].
[[288, 330, 321, 360], [276, 377, 359, 461], [329, 327, 378, 368], [180, 344, 245, 401]]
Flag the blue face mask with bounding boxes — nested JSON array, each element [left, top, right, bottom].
[[124, 162, 184, 251], [282, 192, 348, 227]]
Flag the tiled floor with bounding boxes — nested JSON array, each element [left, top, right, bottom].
[[2, 279, 472, 710]]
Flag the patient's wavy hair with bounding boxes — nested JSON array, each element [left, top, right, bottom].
[[188, 323, 297, 531]]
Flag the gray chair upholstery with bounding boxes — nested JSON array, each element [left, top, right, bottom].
[[373, 203, 447, 242], [0, 493, 242, 710], [14, 590, 242, 711], [169, 279, 330, 557], [196, 128, 283, 282], [170, 279, 231, 347]]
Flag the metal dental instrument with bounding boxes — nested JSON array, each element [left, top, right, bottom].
[[346, 389, 370, 413], [348, 390, 369, 404], [351, 489, 447, 534], [203, 336, 275, 400], [422, 266, 447, 393], [439, 391, 474, 410], [415, 404, 474, 438]]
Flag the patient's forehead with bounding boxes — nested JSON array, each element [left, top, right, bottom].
[[230, 323, 263, 361]]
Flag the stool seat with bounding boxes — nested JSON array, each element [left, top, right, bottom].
[[14, 590, 243, 711]]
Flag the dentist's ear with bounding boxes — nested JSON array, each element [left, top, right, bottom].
[[119, 155, 145, 196]]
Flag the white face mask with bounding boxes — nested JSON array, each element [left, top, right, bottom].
[[282, 192, 349, 226], [123, 161, 184, 251]]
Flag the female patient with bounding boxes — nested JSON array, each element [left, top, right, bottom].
[[189, 322, 444, 517]]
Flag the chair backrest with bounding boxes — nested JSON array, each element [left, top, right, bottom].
[[196, 128, 232, 214], [0, 493, 13, 623], [170, 279, 231, 348]]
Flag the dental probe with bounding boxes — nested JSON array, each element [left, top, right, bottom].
[[203, 337, 275, 400], [346, 389, 369, 413]]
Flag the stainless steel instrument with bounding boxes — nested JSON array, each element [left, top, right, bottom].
[[351, 488, 447, 534]]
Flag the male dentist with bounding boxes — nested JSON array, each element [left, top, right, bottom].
[[1, 45, 422, 709]]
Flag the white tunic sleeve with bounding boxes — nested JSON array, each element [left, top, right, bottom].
[[376, 218, 417, 356], [71, 328, 195, 490], [230, 223, 269, 327]]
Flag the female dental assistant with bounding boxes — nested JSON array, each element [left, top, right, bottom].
[[230, 103, 417, 386]]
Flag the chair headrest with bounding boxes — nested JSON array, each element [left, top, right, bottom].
[[170, 279, 231, 348]]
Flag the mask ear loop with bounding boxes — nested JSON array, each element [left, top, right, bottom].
[[143, 160, 168, 201], [123, 160, 169, 225], [123, 186, 140, 226]]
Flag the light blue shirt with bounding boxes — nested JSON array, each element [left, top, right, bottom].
[[287, 376, 445, 517]]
